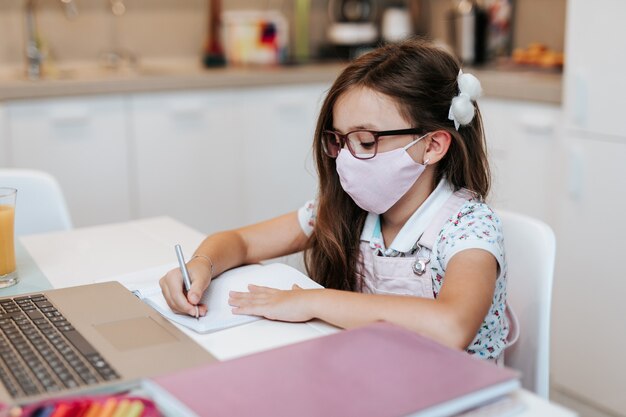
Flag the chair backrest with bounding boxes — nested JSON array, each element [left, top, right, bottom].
[[498, 210, 555, 399], [0, 169, 73, 236]]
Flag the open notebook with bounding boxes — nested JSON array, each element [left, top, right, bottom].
[[116, 263, 322, 333]]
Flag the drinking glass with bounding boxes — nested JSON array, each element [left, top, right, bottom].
[[0, 188, 19, 288]]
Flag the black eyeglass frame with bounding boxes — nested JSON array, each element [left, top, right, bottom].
[[322, 128, 424, 160]]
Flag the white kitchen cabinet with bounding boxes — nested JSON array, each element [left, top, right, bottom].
[[479, 98, 562, 227], [562, 0, 626, 138], [551, 136, 626, 416], [130, 83, 329, 235], [551, 0, 626, 415], [130, 90, 247, 235], [240, 83, 327, 224], [2, 82, 328, 235], [6, 96, 132, 227]]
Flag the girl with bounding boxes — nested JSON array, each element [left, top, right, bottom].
[[160, 39, 512, 362]]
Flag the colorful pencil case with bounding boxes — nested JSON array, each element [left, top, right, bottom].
[[13, 393, 161, 417]]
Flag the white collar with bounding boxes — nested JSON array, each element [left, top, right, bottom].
[[361, 179, 455, 254]]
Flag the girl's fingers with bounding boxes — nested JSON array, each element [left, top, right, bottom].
[[231, 303, 267, 316], [161, 280, 194, 315], [188, 279, 209, 305], [188, 262, 213, 304], [159, 269, 204, 317], [160, 283, 177, 311], [229, 293, 266, 305], [231, 303, 255, 315], [228, 286, 286, 316], [196, 303, 208, 316], [247, 284, 276, 293], [229, 290, 251, 299], [231, 306, 249, 315], [229, 285, 280, 298], [228, 291, 274, 313], [230, 289, 272, 299]]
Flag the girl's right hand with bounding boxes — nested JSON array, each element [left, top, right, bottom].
[[159, 258, 213, 317]]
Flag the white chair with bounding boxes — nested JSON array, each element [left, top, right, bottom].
[[0, 169, 73, 236], [498, 210, 556, 399]]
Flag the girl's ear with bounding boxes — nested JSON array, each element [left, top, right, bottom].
[[423, 130, 452, 164]]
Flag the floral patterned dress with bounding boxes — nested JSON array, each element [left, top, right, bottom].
[[297, 180, 510, 360]]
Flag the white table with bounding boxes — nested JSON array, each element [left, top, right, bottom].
[[12, 217, 576, 417]]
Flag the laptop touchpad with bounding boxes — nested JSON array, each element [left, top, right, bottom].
[[94, 317, 178, 351]]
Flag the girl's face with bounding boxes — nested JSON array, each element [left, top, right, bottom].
[[332, 86, 425, 162]]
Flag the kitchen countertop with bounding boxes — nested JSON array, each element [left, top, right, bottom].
[[0, 59, 562, 104]]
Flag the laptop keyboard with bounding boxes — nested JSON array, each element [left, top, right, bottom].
[[0, 294, 119, 398]]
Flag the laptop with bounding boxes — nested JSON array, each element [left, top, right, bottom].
[[0, 281, 216, 406]]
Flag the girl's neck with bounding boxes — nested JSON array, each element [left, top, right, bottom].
[[380, 169, 436, 246]]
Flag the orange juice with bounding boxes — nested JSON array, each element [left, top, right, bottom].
[[0, 204, 16, 276]]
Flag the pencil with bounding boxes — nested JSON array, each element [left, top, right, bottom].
[[123, 400, 145, 417], [95, 398, 118, 417], [81, 402, 102, 417], [110, 399, 131, 417]]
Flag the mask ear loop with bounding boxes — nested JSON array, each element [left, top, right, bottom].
[[402, 132, 430, 151], [403, 133, 432, 166]]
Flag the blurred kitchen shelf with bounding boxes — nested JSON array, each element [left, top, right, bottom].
[[0, 58, 561, 104], [0, 59, 346, 101], [469, 64, 562, 104]]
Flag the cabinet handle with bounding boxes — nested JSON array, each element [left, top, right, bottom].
[[274, 103, 309, 125], [50, 108, 90, 125], [519, 113, 556, 135], [567, 145, 584, 201], [570, 72, 588, 128], [170, 101, 205, 118]]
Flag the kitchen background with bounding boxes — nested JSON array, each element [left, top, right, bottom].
[[0, 1, 624, 417], [0, 0, 565, 68]]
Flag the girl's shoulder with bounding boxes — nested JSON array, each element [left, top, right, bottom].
[[435, 197, 505, 266], [450, 198, 502, 230]]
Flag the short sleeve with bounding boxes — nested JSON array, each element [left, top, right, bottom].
[[431, 200, 509, 360], [436, 201, 505, 275], [297, 199, 317, 237]]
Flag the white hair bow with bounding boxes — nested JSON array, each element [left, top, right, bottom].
[[448, 69, 482, 130]]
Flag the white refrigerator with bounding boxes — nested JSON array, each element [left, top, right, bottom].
[[551, 0, 626, 415]]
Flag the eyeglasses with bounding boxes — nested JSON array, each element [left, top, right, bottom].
[[322, 128, 424, 160]]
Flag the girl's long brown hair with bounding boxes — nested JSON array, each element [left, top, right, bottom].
[[304, 38, 491, 291]]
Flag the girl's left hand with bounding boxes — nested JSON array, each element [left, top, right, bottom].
[[228, 284, 315, 322]]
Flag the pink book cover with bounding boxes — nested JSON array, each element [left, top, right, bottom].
[[148, 322, 520, 417]]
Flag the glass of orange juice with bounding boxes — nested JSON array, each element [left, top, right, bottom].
[[0, 188, 19, 288]]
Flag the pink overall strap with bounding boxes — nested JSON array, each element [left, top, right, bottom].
[[417, 188, 520, 353], [417, 188, 476, 250]]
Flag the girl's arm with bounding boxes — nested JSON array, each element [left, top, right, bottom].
[[229, 248, 497, 351], [160, 211, 309, 317]]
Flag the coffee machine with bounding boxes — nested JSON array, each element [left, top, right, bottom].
[[324, 0, 379, 59]]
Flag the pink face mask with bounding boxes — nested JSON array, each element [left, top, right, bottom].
[[335, 133, 430, 214]]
